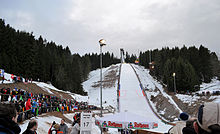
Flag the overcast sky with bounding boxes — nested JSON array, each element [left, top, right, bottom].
[[0, 0, 220, 57]]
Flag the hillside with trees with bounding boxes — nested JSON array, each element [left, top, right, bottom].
[[0, 19, 120, 95], [138, 46, 220, 92]]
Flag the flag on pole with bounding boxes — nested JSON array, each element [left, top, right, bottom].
[[36, 108, 39, 116], [0, 69, 4, 77], [19, 96, 23, 101], [73, 106, 78, 110], [12, 95, 17, 101]]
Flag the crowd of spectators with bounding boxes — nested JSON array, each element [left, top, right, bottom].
[[0, 87, 97, 123]]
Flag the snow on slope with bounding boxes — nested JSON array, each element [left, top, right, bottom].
[[82, 64, 119, 109], [1, 72, 14, 84], [1, 71, 88, 102], [133, 64, 182, 114], [33, 81, 88, 102], [33, 82, 54, 94], [19, 115, 72, 133], [176, 78, 220, 103], [199, 78, 220, 93], [176, 94, 200, 106], [120, 64, 172, 133]]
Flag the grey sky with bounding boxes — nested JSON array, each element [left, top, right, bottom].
[[0, 0, 220, 57]]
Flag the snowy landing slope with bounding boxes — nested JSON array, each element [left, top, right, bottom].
[[83, 64, 120, 109], [120, 64, 172, 133]]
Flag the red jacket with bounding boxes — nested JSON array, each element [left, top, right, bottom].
[[26, 98, 32, 110]]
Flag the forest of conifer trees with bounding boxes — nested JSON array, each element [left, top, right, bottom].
[[1, 18, 220, 94], [0, 19, 120, 95], [138, 46, 220, 92]]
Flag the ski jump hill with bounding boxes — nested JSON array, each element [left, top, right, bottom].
[[1, 63, 219, 133], [119, 63, 173, 133], [84, 62, 220, 133]]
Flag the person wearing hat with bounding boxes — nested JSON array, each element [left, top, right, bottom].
[[191, 102, 220, 134], [50, 123, 63, 134], [168, 112, 189, 134], [23, 119, 38, 134]]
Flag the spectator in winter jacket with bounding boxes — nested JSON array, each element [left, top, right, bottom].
[[168, 112, 189, 134], [70, 119, 80, 134], [60, 119, 68, 134], [26, 98, 32, 111], [23, 119, 38, 134], [183, 102, 220, 134], [48, 121, 56, 134], [0, 103, 21, 134], [50, 123, 63, 134], [32, 98, 38, 116], [182, 118, 197, 134]]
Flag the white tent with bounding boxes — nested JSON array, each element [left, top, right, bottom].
[[95, 112, 158, 130]]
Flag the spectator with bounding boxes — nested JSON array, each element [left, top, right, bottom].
[[26, 98, 32, 111], [48, 121, 56, 134], [50, 123, 63, 134], [168, 112, 189, 134], [32, 98, 38, 117], [184, 102, 220, 134], [70, 119, 80, 134], [182, 117, 197, 134], [60, 119, 68, 134], [0, 103, 21, 134], [23, 119, 38, 134], [2, 75, 4, 84]]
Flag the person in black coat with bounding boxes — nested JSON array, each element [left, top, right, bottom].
[[23, 119, 38, 134], [0, 103, 21, 134]]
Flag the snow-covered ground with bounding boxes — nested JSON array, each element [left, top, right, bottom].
[[176, 94, 200, 106], [82, 64, 119, 109], [6, 62, 220, 134], [19, 114, 72, 133], [199, 78, 220, 94], [133, 64, 220, 109], [176, 78, 220, 103], [1, 72, 14, 84], [33, 81, 88, 102], [175, 78, 220, 104], [1, 71, 88, 102], [120, 64, 172, 133], [133, 64, 182, 114]]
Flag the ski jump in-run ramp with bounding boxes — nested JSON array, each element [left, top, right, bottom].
[[119, 63, 172, 133]]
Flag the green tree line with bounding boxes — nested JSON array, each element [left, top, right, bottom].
[[138, 46, 220, 92], [0, 19, 120, 95]]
